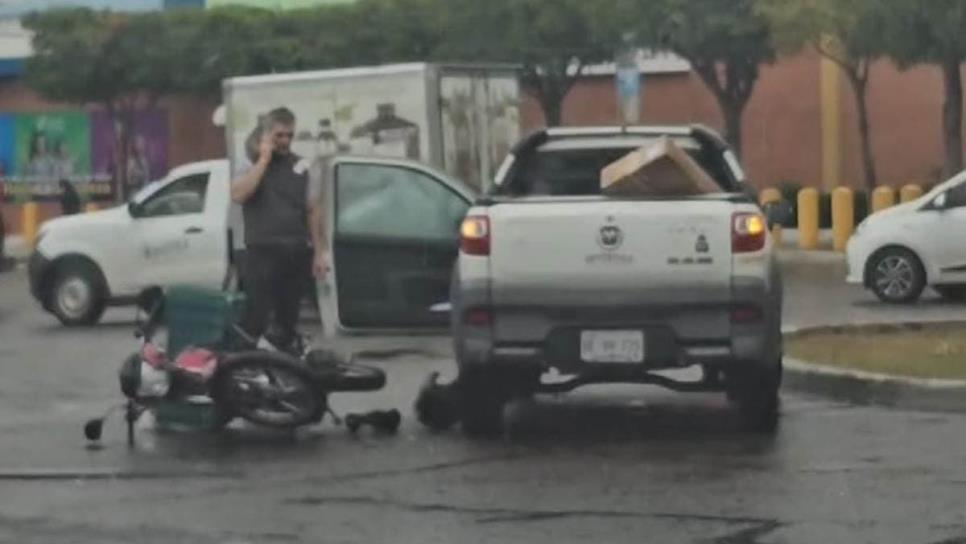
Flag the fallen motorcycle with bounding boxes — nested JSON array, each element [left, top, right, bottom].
[[84, 286, 400, 446]]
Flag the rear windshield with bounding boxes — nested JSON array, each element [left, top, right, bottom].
[[497, 138, 738, 197]]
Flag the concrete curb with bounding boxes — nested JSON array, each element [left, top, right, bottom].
[[782, 322, 966, 413], [777, 248, 845, 266]]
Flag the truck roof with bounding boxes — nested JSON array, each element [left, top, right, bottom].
[[223, 62, 520, 89]]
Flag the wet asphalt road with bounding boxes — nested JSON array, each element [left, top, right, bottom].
[[2, 260, 966, 543]]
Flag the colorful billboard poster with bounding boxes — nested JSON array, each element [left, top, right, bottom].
[[0, 114, 13, 180], [92, 109, 169, 194], [15, 112, 91, 185], [0, 109, 169, 202]]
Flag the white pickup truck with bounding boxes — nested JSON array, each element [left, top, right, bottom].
[[29, 156, 476, 330], [451, 126, 789, 434]]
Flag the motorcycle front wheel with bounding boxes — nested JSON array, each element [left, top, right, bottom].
[[210, 352, 324, 429]]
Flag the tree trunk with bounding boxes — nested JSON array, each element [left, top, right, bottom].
[[722, 102, 743, 159], [110, 106, 132, 203], [941, 58, 964, 179], [849, 76, 878, 190], [541, 94, 563, 127]]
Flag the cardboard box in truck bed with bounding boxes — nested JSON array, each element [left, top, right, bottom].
[[600, 137, 720, 197]]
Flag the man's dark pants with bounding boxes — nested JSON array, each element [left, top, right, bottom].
[[241, 244, 312, 349]]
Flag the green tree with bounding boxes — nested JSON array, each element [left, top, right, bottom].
[[23, 7, 303, 199], [173, 6, 292, 98], [638, 0, 775, 157], [24, 9, 198, 200], [877, 0, 966, 178], [759, 0, 884, 189], [434, 0, 618, 126], [286, 0, 441, 70]]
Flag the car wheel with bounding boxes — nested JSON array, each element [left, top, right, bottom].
[[934, 285, 966, 302], [727, 361, 782, 434], [49, 263, 106, 326], [868, 248, 926, 304]]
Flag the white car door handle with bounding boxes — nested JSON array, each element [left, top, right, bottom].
[[185, 227, 204, 234]]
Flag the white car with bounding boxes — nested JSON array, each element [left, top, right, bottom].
[[29, 160, 233, 325], [847, 172, 966, 303]]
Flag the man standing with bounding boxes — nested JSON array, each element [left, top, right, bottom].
[[231, 107, 328, 352], [58, 179, 81, 216]]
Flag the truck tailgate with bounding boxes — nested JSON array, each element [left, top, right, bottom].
[[488, 199, 735, 308]]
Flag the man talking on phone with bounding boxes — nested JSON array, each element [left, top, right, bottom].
[[231, 107, 328, 354]]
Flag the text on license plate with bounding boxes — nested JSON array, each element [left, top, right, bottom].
[[580, 330, 645, 363]]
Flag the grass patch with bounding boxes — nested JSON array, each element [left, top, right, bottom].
[[787, 323, 966, 380]]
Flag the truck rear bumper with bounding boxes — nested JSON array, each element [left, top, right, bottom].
[[454, 276, 781, 373]]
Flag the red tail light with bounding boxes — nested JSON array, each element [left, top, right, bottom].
[[460, 215, 490, 256], [732, 212, 766, 253], [730, 305, 763, 323], [464, 308, 492, 326]]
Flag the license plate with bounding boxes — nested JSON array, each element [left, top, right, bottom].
[[580, 330, 645, 363]]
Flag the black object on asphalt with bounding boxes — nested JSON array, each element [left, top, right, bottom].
[[414, 372, 461, 431], [345, 409, 402, 434], [83, 418, 103, 441]]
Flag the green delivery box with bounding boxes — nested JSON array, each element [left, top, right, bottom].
[[164, 285, 246, 356]]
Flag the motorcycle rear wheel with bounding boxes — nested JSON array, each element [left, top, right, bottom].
[[210, 352, 324, 429]]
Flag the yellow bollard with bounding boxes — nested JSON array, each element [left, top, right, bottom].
[[900, 184, 923, 203], [797, 188, 819, 250], [871, 186, 896, 213], [832, 186, 854, 252], [758, 188, 783, 247], [84, 202, 99, 213], [21, 202, 38, 246]]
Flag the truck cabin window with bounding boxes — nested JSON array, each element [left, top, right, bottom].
[[502, 137, 735, 197], [137, 173, 209, 218]]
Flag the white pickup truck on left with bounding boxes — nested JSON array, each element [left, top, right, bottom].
[[29, 160, 233, 325], [29, 156, 475, 327]]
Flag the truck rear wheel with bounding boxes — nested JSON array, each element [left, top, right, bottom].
[[459, 368, 507, 437], [727, 362, 781, 434], [458, 366, 542, 436]]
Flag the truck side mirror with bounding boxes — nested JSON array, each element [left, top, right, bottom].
[[762, 200, 793, 228]]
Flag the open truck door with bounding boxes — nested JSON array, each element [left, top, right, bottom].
[[320, 157, 473, 333]]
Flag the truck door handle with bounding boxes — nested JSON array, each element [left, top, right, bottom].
[[185, 227, 204, 234]]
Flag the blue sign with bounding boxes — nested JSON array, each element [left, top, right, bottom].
[[615, 64, 640, 124]]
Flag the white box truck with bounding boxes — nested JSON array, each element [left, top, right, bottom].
[[221, 62, 521, 193]]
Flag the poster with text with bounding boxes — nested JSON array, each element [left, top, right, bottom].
[[14, 112, 91, 197], [0, 114, 14, 180], [92, 109, 169, 193]]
